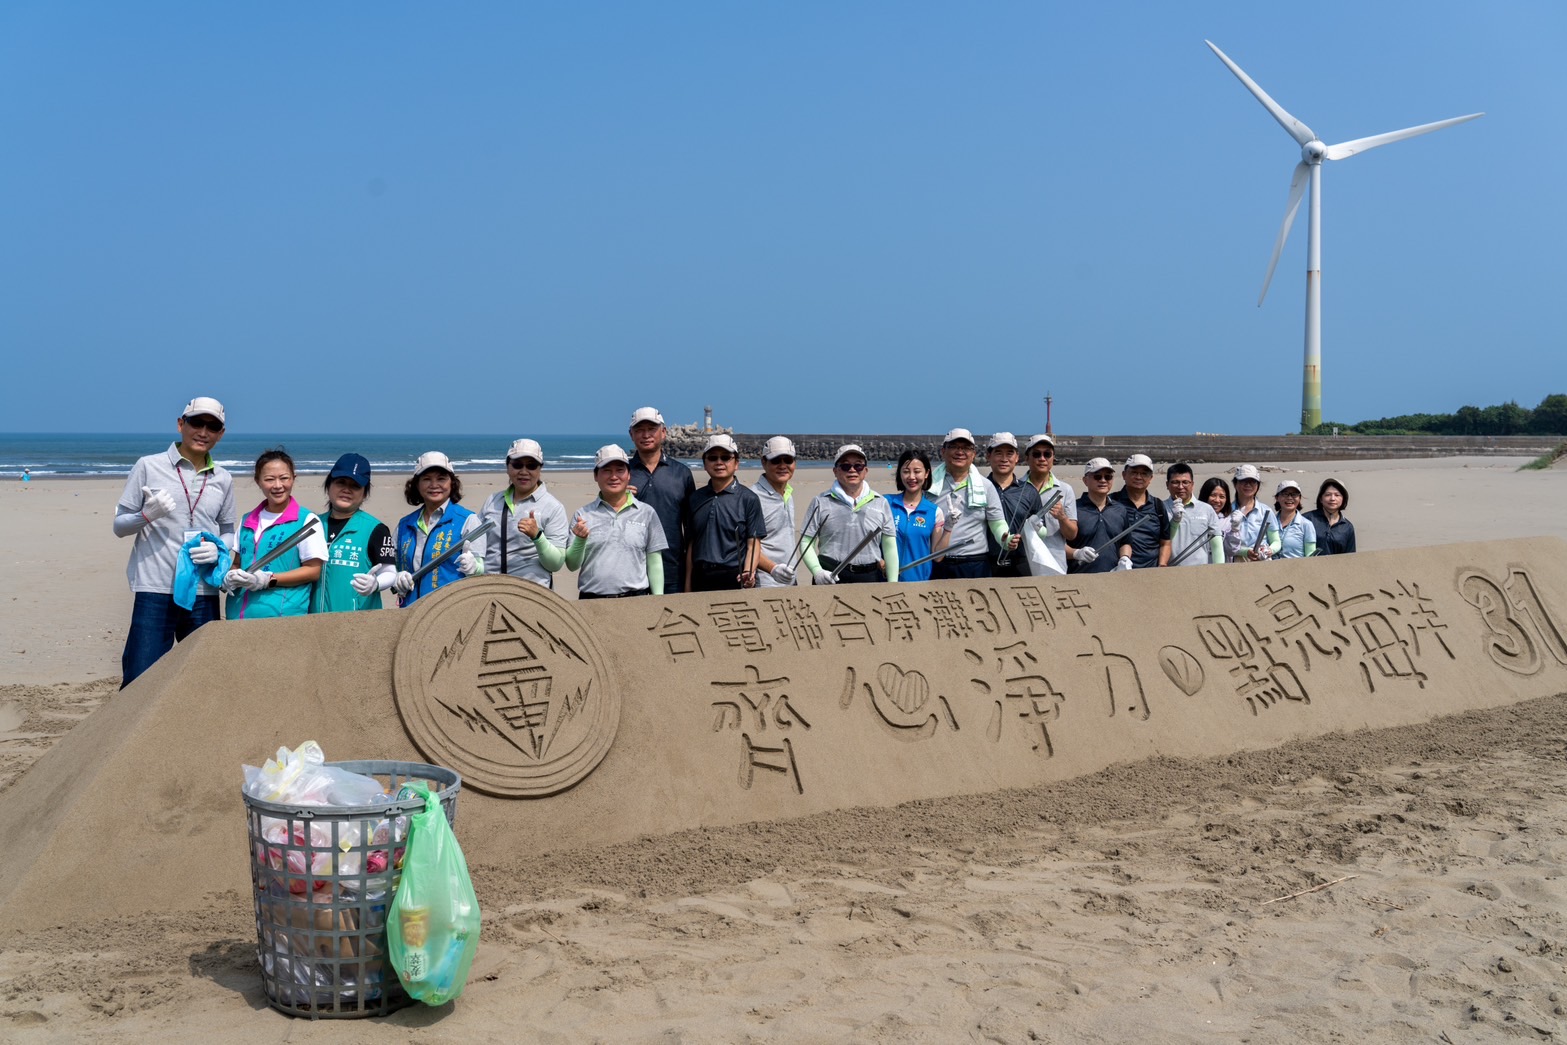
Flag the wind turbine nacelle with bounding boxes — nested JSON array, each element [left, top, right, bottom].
[[1301, 140, 1328, 163]]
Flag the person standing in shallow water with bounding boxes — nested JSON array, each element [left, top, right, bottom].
[[113, 396, 237, 688], [311, 453, 397, 613]]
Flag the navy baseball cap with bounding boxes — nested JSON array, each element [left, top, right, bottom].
[[327, 453, 372, 488]]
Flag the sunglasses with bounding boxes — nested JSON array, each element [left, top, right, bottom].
[[183, 416, 224, 433], [1029, 449, 1054, 458], [766, 456, 796, 466], [1088, 471, 1115, 481], [703, 452, 736, 463], [507, 458, 541, 470], [836, 460, 867, 472]]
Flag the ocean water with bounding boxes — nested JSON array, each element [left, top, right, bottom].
[[0, 433, 626, 479]]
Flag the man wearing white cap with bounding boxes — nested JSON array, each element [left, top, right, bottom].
[[1163, 462, 1224, 567], [983, 433, 1038, 578], [751, 436, 799, 588], [1112, 453, 1171, 568], [565, 444, 669, 597], [390, 451, 488, 606], [928, 428, 1009, 580], [627, 407, 695, 593], [113, 396, 238, 687], [478, 438, 570, 588], [685, 434, 768, 592], [800, 444, 899, 584], [1068, 457, 1133, 574], [1021, 434, 1078, 576]]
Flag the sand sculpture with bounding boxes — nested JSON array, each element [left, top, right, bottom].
[[2, 537, 1565, 932]]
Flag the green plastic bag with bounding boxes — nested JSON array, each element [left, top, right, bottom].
[[386, 783, 480, 1005]]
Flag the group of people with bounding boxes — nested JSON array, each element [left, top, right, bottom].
[[114, 398, 1357, 687]]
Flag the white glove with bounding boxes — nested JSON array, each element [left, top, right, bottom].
[[1170, 500, 1185, 520], [456, 550, 478, 576], [391, 571, 416, 596], [141, 486, 177, 522], [1074, 544, 1099, 566], [1256, 544, 1273, 561], [350, 572, 379, 596], [188, 540, 220, 565], [770, 562, 796, 584], [226, 569, 270, 592], [812, 568, 838, 585], [1115, 556, 1133, 571]]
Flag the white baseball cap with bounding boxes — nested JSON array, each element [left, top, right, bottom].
[[414, 451, 455, 477], [595, 444, 631, 469], [629, 407, 664, 428], [761, 436, 796, 460], [1124, 453, 1155, 471], [987, 431, 1019, 451], [943, 428, 976, 446], [1083, 457, 1115, 475], [1025, 433, 1055, 451], [702, 433, 739, 456], [181, 396, 226, 424], [1276, 479, 1303, 495], [506, 438, 544, 464], [1234, 464, 1261, 482], [833, 443, 868, 464]]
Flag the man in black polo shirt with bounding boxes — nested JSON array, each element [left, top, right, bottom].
[[1067, 457, 1133, 574], [983, 432, 1037, 578], [627, 406, 696, 593], [1112, 453, 1171, 569], [685, 434, 767, 592]]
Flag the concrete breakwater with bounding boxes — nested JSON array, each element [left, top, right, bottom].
[[665, 432, 1559, 463]]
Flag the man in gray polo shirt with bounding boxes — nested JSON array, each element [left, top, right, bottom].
[[566, 444, 670, 598], [929, 428, 1009, 580], [478, 437, 570, 588], [113, 396, 238, 688], [751, 436, 799, 588], [1163, 462, 1224, 567]]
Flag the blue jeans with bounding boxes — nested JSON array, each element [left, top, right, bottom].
[[121, 591, 220, 688]]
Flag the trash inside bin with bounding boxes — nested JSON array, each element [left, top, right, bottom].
[[242, 758, 461, 1018]]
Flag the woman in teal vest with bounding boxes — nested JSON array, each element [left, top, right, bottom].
[[390, 451, 487, 607], [311, 453, 398, 613], [225, 449, 327, 619]]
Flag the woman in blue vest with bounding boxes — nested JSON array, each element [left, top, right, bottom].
[[888, 450, 948, 582], [224, 449, 328, 619], [390, 451, 488, 607], [311, 453, 398, 613]]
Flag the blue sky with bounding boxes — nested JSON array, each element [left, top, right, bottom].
[[2, 2, 1561, 436]]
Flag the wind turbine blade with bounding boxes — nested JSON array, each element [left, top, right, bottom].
[[1205, 40, 1317, 146], [1259, 162, 1310, 306], [1324, 112, 1485, 160]]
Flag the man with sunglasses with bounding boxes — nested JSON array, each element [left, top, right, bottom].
[[627, 407, 696, 594], [928, 428, 1009, 580], [113, 396, 238, 687], [685, 434, 767, 592], [800, 444, 899, 584], [478, 438, 570, 588], [1112, 453, 1172, 569], [751, 436, 800, 588], [1067, 457, 1133, 574], [982, 432, 1039, 578], [1021, 434, 1078, 576]]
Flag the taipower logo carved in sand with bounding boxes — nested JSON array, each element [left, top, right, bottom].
[[393, 576, 621, 797]]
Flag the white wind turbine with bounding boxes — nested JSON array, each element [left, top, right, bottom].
[[1205, 40, 1483, 432]]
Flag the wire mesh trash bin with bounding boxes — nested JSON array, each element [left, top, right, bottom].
[[243, 760, 461, 1018]]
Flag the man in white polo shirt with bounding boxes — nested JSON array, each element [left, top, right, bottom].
[[929, 428, 1009, 580], [113, 396, 238, 688], [1163, 462, 1223, 566], [478, 437, 570, 588], [1021, 433, 1078, 576]]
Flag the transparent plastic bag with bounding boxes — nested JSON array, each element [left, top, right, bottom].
[[243, 740, 389, 807], [386, 783, 479, 1006]]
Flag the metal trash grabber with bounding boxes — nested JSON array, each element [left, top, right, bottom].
[[243, 518, 321, 575], [783, 501, 822, 575], [1092, 512, 1153, 558], [829, 527, 882, 582], [408, 519, 497, 586], [1000, 487, 1064, 567], [898, 542, 953, 577], [1168, 522, 1217, 567]]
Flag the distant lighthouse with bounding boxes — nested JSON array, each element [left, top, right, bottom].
[[703, 405, 714, 432]]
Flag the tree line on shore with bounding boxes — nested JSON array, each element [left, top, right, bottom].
[[1308, 394, 1567, 437]]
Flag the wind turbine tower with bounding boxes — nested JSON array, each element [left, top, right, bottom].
[[1205, 41, 1482, 432]]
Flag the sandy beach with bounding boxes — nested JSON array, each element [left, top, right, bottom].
[[3, 453, 1567, 1042]]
